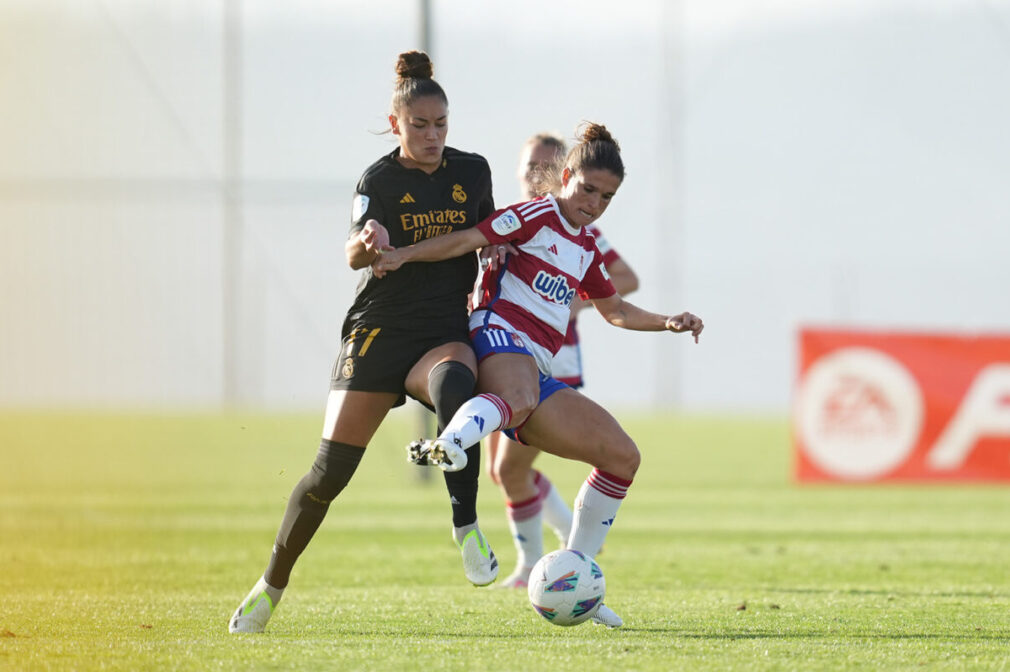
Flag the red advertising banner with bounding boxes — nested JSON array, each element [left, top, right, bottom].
[[794, 328, 1010, 482]]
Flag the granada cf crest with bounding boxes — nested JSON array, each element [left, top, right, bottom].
[[452, 184, 467, 204], [342, 357, 354, 379]]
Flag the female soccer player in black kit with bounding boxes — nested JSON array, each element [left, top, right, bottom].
[[230, 51, 499, 633]]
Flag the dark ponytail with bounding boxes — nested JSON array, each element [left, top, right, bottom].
[[565, 122, 625, 182]]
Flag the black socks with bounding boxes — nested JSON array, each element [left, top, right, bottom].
[[428, 360, 481, 528], [264, 439, 365, 589]]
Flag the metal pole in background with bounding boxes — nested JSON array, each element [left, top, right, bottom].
[[223, 0, 243, 406], [415, 0, 435, 480], [419, 0, 432, 58], [655, 0, 685, 407]]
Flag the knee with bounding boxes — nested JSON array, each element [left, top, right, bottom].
[[624, 441, 642, 477], [496, 457, 533, 496], [500, 389, 539, 426], [485, 456, 501, 486], [602, 437, 640, 482], [428, 361, 476, 419], [306, 440, 366, 501]]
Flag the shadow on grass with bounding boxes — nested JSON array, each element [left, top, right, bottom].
[[302, 626, 1010, 642], [767, 586, 1010, 600], [663, 631, 1010, 641]]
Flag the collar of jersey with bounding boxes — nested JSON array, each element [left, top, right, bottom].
[[545, 194, 583, 237], [386, 147, 449, 173]]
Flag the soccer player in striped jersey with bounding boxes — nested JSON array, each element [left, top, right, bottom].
[[485, 133, 640, 591], [372, 123, 703, 628]]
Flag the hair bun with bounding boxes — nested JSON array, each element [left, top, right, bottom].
[[579, 122, 619, 150], [395, 51, 434, 80]]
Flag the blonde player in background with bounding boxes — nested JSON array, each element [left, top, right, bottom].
[[485, 133, 640, 591]]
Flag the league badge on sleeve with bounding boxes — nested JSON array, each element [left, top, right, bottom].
[[352, 194, 369, 221], [491, 210, 521, 236]]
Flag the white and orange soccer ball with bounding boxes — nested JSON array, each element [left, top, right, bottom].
[[527, 549, 605, 626]]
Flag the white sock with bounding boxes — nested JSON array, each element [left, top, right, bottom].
[[254, 575, 284, 607], [439, 393, 512, 448], [506, 494, 544, 570], [534, 471, 572, 546], [567, 469, 632, 558]]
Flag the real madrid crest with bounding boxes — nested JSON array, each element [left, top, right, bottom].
[[452, 184, 467, 204], [342, 357, 355, 379]]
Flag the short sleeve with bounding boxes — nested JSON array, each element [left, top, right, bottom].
[[587, 226, 621, 267], [476, 203, 545, 246], [348, 176, 384, 238], [477, 161, 495, 222], [577, 248, 617, 301]]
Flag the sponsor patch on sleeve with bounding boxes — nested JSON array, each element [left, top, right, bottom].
[[352, 194, 369, 221], [490, 210, 521, 236]]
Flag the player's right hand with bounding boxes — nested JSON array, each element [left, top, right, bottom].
[[666, 312, 704, 343], [478, 243, 518, 272]]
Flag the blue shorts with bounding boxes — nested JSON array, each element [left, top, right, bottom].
[[503, 372, 568, 442], [470, 325, 569, 442]]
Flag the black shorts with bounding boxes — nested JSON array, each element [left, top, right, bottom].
[[330, 320, 472, 407]]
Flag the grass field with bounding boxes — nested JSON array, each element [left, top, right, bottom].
[[2, 410, 1009, 671]]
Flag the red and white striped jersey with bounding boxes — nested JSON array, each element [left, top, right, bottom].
[[472, 194, 616, 357], [561, 222, 621, 348], [551, 223, 624, 384]]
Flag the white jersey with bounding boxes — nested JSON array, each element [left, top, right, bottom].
[[472, 195, 616, 363]]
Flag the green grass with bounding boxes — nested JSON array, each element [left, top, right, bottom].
[[2, 409, 1009, 671]]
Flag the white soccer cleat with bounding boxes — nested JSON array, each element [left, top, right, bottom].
[[228, 579, 277, 634], [456, 527, 498, 586], [494, 565, 534, 590], [590, 603, 623, 629], [407, 436, 467, 472]]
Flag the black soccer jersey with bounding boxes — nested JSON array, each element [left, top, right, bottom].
[[345, 147, 495, 329]]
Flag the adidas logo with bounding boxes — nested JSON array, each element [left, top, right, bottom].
[[469, 415, 485, 431], [548, 244, 558, 255], [450, 496, 461, 505], [399, 193, 415, 204]]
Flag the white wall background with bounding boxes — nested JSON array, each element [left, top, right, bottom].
[[2, 0, 1009, 412]]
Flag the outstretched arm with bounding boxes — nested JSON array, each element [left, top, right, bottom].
[[371, 227, 491, 278], [591, 293, 704, 343]]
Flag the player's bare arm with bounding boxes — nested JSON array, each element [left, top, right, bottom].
[[372, 227, 490, 277], [591, 294, 704, 342], [346, 219, 392, 269]]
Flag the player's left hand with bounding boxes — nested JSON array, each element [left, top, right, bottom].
[[361, 219, 392, 256], [478, 243, 518, 272], [666, 312, 704, 343], [372, 248, 407, 278]]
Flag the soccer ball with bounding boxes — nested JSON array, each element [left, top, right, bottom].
[[527, 549, 605, 626]]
